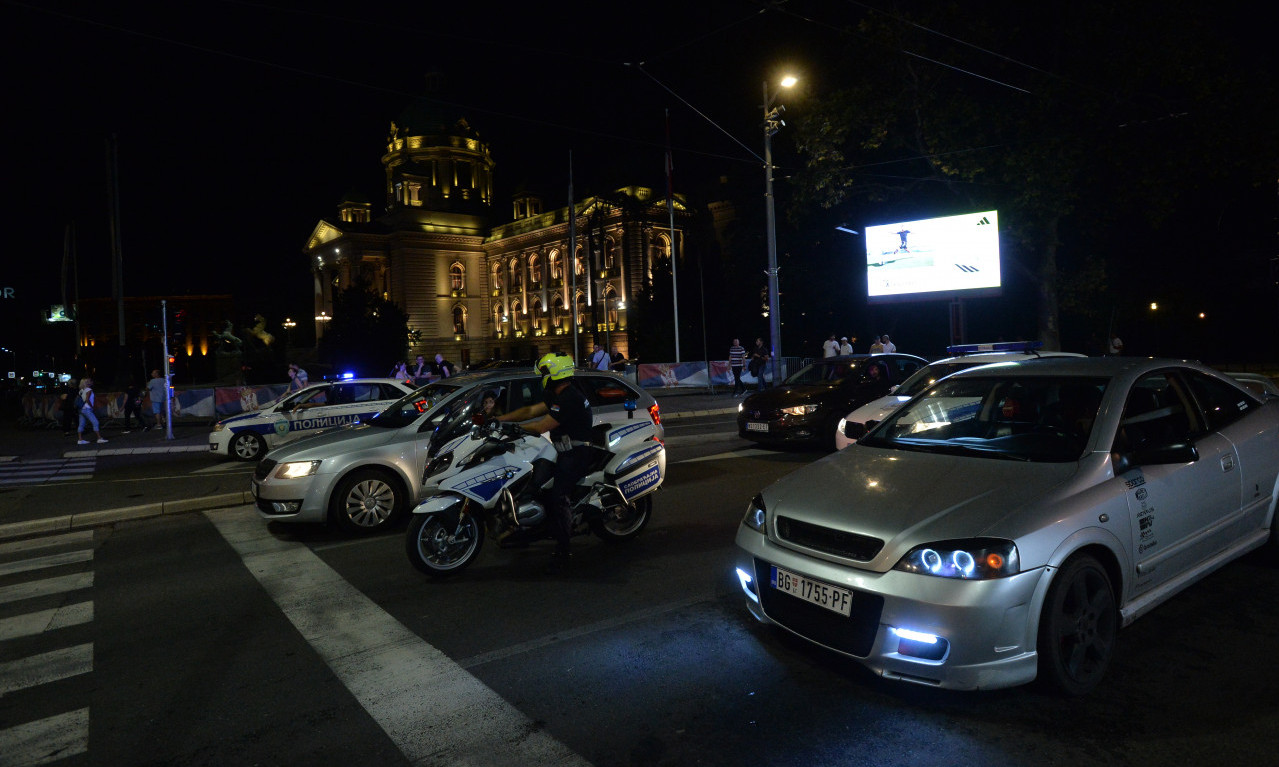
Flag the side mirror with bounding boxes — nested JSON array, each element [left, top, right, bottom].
[[1113, 442, 1198, 473], [844, 420, 868, 440]]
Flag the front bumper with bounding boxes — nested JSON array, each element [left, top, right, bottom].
[[737, 413, 828, 444], [251, 468, 337, 524], [733, 524, 1046, 691]]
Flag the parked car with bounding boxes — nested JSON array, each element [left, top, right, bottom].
[[734, 356, 1279, 693], [737, 354, 926, 449], [834, 342, 1086, 449], [250, 369, 663, 534], [209, 378, 415, 461]]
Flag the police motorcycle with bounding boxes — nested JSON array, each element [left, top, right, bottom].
[[405, 375, 666, 578]]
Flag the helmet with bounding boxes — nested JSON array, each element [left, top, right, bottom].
[[536, 353, 574, 386]]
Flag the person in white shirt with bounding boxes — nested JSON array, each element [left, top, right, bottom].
[[822, 334, 839, 357], [881, 334, 896, 353], [839, 336, 854, 355], [590, 345, 609, 371], [1107, 335, 1123, 355]]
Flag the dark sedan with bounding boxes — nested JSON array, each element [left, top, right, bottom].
[[737, 354, 927, 449]]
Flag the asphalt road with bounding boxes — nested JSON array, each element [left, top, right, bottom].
[[4, 412, 1279, 766]]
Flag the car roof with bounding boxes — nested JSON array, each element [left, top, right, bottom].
[[927, 350, 1086, 365], [945, 355, 1227, 383], [820, 353, 928, 362], [307, 377, 412, 386]]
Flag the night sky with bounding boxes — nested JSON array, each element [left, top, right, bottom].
[[3, 1, 1275, 372]]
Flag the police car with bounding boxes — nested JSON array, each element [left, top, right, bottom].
[[209, 378, 415, 461], [834, 342, 1086, 450]]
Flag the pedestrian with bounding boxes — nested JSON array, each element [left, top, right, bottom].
[[146, 369, 168, 431], [1107, 334, 1124, 355], [869, 336, 885, 354], [609, 345, 627, 373], [822, 334, 840, 358], [122, 378, 145, 432], [433, 353, 455, 378], [749, 338, 770, 390], [76, 378, 107, 445], [410, 355, 431, 385], [288, 362, 309, 391], [838, 336, 854, 355], [589, 344, 609, 371], [880, 334, 897, 353], [728, 338, 747, 396], [389, 361, 408, 380], [58, 379, 79, 436]]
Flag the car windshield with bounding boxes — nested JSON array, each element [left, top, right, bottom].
[[367, 381, 464, 428], [896, 361, 986, 397], [785, 359, 880, 386], [861, 374, 1109, 462]]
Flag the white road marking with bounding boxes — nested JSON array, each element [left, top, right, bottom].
[[0, 602, 94, 641], [674, 448, 776, 464], [0, 573, 94, 606], [0, 643, 93, 696], [0, 708, 89, 765], [207, 507, 591, 767], [0, 549, 93, 577], [192, 463, 253, 474], [0, 530, 93, 556]]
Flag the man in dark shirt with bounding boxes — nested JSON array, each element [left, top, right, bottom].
[[496, 353, 594, 565]]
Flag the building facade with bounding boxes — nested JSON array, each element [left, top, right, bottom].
[[304, 105, 690, 368]]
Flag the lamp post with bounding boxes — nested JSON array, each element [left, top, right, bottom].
[[763, 75, 796, 387]]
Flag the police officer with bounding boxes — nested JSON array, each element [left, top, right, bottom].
[[496, 353, 594, 567]]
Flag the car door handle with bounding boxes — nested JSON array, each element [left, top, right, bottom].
[[1220, 454, 1235, 472]]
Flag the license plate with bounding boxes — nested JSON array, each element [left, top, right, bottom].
[[746, 421, 769, 432], [771, 565, 853, 616]]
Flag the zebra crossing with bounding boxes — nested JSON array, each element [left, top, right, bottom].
[[0, 530, 95, 765], [0, 457, 96, 487]]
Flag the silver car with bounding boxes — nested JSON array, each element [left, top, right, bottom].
[[251, 369, 663, 534], [734, 356, 1279, 694]]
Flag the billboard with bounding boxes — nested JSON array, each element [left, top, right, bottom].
[[865, 210, 1001, 303]]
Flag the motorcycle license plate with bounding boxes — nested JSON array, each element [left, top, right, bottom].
[[746, 421, 769, 432], [771, 566, 852, 617]]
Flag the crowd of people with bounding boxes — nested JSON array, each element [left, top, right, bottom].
[[821, 333, 896, 356], [386, 354, 458, 386]]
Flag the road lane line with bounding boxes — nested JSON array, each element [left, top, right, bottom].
[[207, 507, 590, 767], [674, 448, 777, 464], [0, 550, 93, 578], [0, 708, 89, 765], [0, 602, 94, 641], [0, 530, 93, 556], [0, 573, 93, 606], [0, 643, 93, 696]]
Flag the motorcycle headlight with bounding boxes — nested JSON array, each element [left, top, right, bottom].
[[894, 539, 1019, 580], [423, 452, 453, 481], [742, 493, 767, 533], [274, 460, 321, 480], [781, 404, 818, 416]]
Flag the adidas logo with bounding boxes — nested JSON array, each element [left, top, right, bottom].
[[976, 216, 991, 225]]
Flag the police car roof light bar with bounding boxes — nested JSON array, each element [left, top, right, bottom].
[[945, 340, 1043, 356]]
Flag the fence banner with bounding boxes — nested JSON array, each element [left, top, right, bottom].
[[21, 382, 296, 423], [635, 361, 757, 388]]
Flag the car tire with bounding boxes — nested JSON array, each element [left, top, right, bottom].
[[330, 468, 404, 534], [1036, 554, 1118, 696], [230, 432, 266, 462]]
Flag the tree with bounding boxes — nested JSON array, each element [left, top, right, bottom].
[[787, 1, 1277, 350], [317, 278, 409, 377]]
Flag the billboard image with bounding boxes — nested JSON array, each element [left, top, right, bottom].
[[864, 210, 1001, 303]]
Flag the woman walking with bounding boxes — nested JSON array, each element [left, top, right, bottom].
[[76, 378, 108, 445]]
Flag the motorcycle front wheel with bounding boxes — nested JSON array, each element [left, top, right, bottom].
[[406, 511, 484, 578], [591, 494, 652, 543]]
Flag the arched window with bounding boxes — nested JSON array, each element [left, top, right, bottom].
[[575, 290, 588, 327], [449, 262, 465, 291], [509, 258, 523, 291], [529, 254, 542, 284], [548, 250, 562, 281], [603, 237, 616, 270], [452, 305, 466, 335], [603, 285, 620, 329], [551, 293, 564, 329], [531, 299, 544, 333]]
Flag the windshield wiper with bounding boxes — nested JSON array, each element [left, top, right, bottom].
[[889, 440, 1031, 461]]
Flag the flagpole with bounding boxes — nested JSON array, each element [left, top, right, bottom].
[[665, 110, 680, 362]]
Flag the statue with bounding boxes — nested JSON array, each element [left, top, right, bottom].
[[246, 314, 275, 347], [212, 320, 243, 354]]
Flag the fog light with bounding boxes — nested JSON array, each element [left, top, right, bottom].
[[892, 627, 949, 661], [736, 567, 759, 601], [270, 501, 301, 513]]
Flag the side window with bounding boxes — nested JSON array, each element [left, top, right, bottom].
[[299, 387, 329, 407], [348, 383, 382, 402], [379, 384, 405, 400], [895, 359, 922, 379], [1114, 373, 1193, 452], [1184, 371, 1256, 432], [509, 378, 544, 411], [577, 375, 639, 406]]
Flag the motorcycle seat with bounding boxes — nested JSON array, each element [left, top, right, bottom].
[[589, 423, 612, 448]]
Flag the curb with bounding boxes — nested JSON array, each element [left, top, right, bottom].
[[63, 444, 209, 459], [0, 491, 253, 543], [661, 407, 738, 421]]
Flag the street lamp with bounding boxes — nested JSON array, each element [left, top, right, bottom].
[[282, 317, 296, 349], [763, 74, 796, 387]]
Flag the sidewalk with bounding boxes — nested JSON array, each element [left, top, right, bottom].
[[0, 386, 740, 542]]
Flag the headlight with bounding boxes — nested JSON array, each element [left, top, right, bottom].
[[737, 402, 744, 413], [274, 460, 321, 480], [213, 423, 225, 432], [742, 493, 767, 533], [894, 538, 1019, 579], [781, 404, 818, 416]]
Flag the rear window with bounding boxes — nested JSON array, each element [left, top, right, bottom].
[[577, 376, 641, 406]]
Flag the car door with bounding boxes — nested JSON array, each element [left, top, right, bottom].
[[272, 384, 334, 445], [1117, 371, 1241, 595], [1183, 370, 1268, 535], [324, 382, 391, 429]]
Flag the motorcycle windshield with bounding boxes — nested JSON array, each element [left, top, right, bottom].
[[427, 387, 484, 456]]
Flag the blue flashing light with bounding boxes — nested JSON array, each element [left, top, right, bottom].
[[945, 340, 1043, 356], [341, 371, 355, 380]]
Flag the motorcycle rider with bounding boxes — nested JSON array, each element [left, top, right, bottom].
[[495, 353, 594, 567]]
